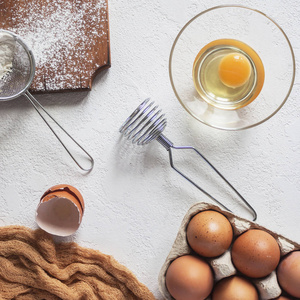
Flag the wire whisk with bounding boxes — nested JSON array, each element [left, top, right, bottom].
[[120, 99, 257, 221]]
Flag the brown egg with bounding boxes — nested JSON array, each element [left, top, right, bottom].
[[186, 210, 233, 257], [275, 296, 292, 300], [212, 276, 259, 300], [231, 229, 280, 278], [165, 255, 214, 300], [277, 251, 300, 298]]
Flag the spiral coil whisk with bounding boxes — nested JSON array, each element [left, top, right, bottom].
[[120, 100, 167, 145], [120, 99, 257, 221]]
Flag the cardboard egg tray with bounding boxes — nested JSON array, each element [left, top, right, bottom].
[[158, 202, 300, 300]]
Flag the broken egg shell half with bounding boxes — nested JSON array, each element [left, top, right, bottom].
[[36, 184, 84, 237]]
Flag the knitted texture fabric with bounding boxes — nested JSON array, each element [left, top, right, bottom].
[[0, 226, 156, 300]]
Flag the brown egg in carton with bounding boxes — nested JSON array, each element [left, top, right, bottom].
[[158, 202, 300, 300]]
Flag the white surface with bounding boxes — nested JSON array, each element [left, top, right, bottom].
[[0, 0, 300, 298]]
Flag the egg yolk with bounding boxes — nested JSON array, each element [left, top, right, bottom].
[[218, 53, 251, 88]]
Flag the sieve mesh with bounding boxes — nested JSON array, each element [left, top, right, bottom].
[[0, 31, 35, 101]]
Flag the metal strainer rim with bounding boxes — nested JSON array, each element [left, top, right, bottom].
[[0, 29, 36, 101]]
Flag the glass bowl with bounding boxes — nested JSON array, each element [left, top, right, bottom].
[[169, 5, 295, 130]]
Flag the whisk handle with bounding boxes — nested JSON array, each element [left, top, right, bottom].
[[167, 146, 232, 213], [157, 135, 257, 221], [24, 91, 94, 172]]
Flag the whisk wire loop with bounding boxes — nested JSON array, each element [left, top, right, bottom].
[[132, 106, 161, 144], [142, 117, 167, 145], [120, 100, 152, 138], [136, 112, 166, 145]]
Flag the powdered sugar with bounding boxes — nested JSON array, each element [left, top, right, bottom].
[[0, 32, 15, 80], [1, 0, 109, 92]]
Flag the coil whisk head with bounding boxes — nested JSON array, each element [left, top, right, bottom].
[[119, 98, 167, 145]]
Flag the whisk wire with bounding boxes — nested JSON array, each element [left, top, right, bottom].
[[142, 118, 167, 145], [120, 99, 167, 145], [121, 100, 154, 139], [119, 101, 147, 136], [132, 106, 160, 143], [136, 112, 166, 145]]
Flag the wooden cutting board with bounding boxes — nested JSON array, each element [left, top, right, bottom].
[[0, 0, 110, 93]]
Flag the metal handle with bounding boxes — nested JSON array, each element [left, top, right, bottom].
[[157, 134, 257, 220], [24, 91, 94, 172]]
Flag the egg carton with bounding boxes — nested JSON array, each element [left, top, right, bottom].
[[158, 202, 300, 300]]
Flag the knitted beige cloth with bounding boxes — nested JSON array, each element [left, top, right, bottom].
[[0, 226, 156, 300]]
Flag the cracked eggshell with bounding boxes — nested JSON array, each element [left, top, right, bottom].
[[158, 202, 300, 300], [36, 184, 84, 237]]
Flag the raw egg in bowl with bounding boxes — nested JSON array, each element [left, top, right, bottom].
[[169, 5, 295, 130]]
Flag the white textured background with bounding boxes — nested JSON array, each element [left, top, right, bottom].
[[0, 0, 300, 298]]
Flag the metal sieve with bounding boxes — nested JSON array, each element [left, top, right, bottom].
[[0, 29, 93, 171], [120, 99, 257, 221]]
